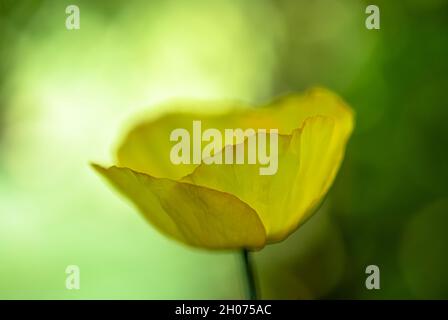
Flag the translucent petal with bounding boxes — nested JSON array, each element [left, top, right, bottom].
[[184, 115, 352, 243], [92, 164, 266, 249], [116, 88, 353, 180], [96, 88, 354, 248]]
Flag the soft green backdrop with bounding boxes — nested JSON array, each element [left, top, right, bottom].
[[0, 0, 447, 299]]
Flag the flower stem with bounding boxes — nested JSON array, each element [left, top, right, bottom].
[[241, 249, 258, 300]]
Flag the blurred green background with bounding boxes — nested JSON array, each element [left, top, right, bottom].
[[1, 0, 447, 299]]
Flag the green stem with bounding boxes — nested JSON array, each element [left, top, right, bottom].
[[241, 249, 258, 300]]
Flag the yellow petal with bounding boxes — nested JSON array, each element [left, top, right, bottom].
[[258, 87, 354, 136], [116, 105, 245, 180], [91, 164, 266, 249], [116, 88, 353, 180], [184, 114, 352, 243], [100, 88, 354, 248]]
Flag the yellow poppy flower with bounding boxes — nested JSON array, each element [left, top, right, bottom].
[[92, 88, 354, 250]]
